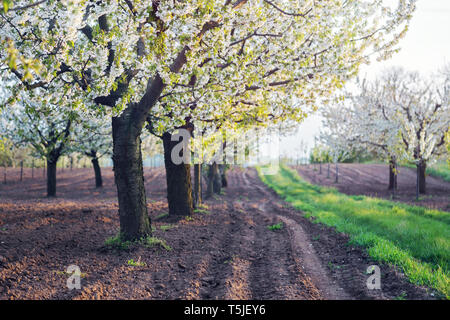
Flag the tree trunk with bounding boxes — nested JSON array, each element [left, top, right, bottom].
[[47, 159, 57, 197], [219, 164, 228, 188], [206, 163, 221, 198], [335, 163, 338, 183], [212, 163, 222, 194], [417, 160, 426, 194], [206, 164, 214, 199], [193, 163, 202, 208], [112, 116, 151, 241], [388, 157, 398, 190], [91, 157, 103, 188], [162, 132, 193, 216]]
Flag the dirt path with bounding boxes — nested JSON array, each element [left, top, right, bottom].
[[0, 168, 436, 299], [296, 163, 450, 211]]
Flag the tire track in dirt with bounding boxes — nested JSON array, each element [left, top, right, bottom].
[[242, 168, 438, 300], [232, 169, 321, 300], [190, 170, 257, 299], [239, 170, 340, 299]]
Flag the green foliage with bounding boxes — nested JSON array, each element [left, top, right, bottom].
[[127, 258, 146, 267], [142, 236, 172, 251], [267, 222, 283, 231], [309, 144, 375, 164], [105, 233, 172, 251], [2, 0, 12, 13], [104, 233, 132, 250], [159, 225, 174, 231], [427, 162, 450, 183], [401, 161, 450, 183], [155, 212, 169, 220], [258, 165, 450, 298]]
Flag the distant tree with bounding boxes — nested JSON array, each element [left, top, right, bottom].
[[0, 93, 77, 196]]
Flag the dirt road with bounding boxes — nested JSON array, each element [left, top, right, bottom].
[[0, 167, 435, 299]]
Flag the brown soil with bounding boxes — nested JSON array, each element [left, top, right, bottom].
[[296, 163, 450, 212], [0, 167, 437, 299]]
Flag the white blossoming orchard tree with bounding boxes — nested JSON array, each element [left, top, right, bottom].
[[323, 81, 403, 190], [0, 91, 78, 196], [319, 116, 352, 184], [71, 119, 112, 188], [1, 0, 416, 240], [382, 68, 449, 194], [324, 67, 449, 195]]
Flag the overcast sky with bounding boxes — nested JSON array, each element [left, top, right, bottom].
[[278, 0, 450, 160]]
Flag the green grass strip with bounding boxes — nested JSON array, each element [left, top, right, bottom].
[[257, 165, 450, 299]]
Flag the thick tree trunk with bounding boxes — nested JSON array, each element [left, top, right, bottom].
[[388, 157, 397, 190], [112, 116, 151, 241], [47, 159, 57, 197], [417, 160, 426, 194], [162, 132, 193, 216], [193, 163, 202, 208], [92, 157, 103, 188]]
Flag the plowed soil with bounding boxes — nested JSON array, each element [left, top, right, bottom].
[[296, 163, 450, 211], [0, 167, 437, 299]]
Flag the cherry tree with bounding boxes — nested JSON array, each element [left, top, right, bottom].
[[319, 113, 351, 183], [71, 119, 112, 188], [1, 0, 416, 240], [383, 68, 449, 194], [324, 67, 449, 195], [0, 90, 78, 196]]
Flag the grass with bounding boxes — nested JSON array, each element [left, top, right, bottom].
[[194, 208, 210, 215], [54, 270, 88, 278], [127, 258, 147, 267], [155, 212, 169, 220], [402, 161, 450, 183], [104, 233, 133, 250], [143, 236, 172, 251], [159, 224, 175, 231], [104, 233, 172, 251], [267, 222, 283, 231], [427, 162, 450, 183], [257, 165, 450, 299]]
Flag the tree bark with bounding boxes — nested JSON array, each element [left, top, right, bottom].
[[219, 164, 228, 188], [335, 163, 338, 183], [47, 159, 57, 197], [388, 157, 398, 190], [112, 116, 151, 241], [162, 132, 193, 216], [193, 163, 202, 208], [206, 163, 221, 198], [417, 159, 426, 194], [91, 157, 103, 188], [212, 163, 222, 194]]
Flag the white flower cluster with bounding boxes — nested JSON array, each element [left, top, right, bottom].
[[1, 0, 417, 137]]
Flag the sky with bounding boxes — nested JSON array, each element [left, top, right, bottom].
[[277, 0, 450, 160]]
